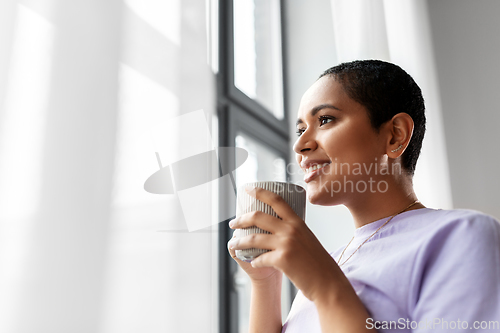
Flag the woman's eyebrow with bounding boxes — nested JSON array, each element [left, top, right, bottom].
[[296, 104, 341, 126]]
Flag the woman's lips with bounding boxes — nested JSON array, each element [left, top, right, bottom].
[[304, 163, 330, 183]]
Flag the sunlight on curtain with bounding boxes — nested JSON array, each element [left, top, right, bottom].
[[0, 5, 54, 331], [331, 0, 389, 61], [0, 0, 219, 332], [0, 4, 53, 221], [101, 0, 219, 332], [1, 0, 122, 332], [330, 0, 453, 209]]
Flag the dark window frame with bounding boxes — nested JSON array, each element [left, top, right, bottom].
[[217, 0, 292, 332]]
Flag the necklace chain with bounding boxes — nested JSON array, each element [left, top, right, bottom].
[[337, 200, 420, 267]]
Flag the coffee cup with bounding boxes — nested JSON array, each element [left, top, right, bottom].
[[234, 181, 306, 262]]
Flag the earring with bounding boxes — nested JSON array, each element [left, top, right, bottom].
[[391, 144, 403, 153]]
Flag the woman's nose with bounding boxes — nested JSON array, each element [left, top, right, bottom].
[[293, 130, 317, 154]]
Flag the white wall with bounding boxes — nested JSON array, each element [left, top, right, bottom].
[[284, 0, 354, 253], [428, 0, 500, 219]]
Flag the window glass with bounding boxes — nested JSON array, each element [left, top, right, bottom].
[[235, 132, 286, 188], [234, 131, 290, 332], [233, 0, 284, 119]]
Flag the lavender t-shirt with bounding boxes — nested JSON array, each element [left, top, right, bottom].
[[282, 208, 500, 332]]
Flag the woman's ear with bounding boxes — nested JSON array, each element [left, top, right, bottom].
[[385, 113, 414, 157]]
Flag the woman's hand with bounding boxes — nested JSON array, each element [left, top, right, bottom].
[[227, 186, 344, 302], [227, 229, 282, 284], [228, 186, 374, 332]]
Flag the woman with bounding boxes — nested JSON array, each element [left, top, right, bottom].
[[227, 60, 500, 332]]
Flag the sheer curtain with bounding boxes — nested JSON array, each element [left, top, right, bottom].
[[0, 0, 218, 332], [330, 0, 453, 209]]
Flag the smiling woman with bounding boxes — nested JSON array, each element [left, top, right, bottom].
[[293, 62, 420, 212], [227, 60, 500, 333]]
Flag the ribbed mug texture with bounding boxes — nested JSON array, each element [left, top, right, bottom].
[[235, 181, 306, 262]]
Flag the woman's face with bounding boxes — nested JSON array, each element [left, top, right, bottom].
[[293, 76, 388, 206]]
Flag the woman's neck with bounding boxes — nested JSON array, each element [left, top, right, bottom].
[[346, 176, 425, 229]]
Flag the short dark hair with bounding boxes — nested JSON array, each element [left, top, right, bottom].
[[319, 60, 426, 175]]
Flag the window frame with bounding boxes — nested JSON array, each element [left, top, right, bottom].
[[220, 0, 290, 136], [217, 0, 292, 332]]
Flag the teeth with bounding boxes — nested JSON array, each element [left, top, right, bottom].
[[305, 163, 330, 174]]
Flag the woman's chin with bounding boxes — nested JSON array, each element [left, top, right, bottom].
[[306, 185, 339, 206]]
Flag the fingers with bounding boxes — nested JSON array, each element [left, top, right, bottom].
[[227, 230, 238, 259], [229, 210, 282, 234], [245, 186, 300, 222], [228, 233, 276, 252], [250, 250, 275, 268]]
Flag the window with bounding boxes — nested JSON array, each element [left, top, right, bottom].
[[217, 1, 292, 332], [233, 0, 284, 119]]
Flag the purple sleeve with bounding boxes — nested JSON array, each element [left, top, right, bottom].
[[409, 213, 500, 332]]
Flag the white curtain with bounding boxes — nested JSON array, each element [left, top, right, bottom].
[[0, 0, 218, 332], [330, 0, 453, 209]]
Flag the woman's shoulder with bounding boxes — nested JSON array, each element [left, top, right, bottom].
[[433, 207, 498, 222], [390, 207, 500, 254], [404, 208, 500, 256], [400, 207, 500, 234], [407, 209, 500, 321]]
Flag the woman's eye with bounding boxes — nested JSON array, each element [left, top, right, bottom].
[[319, 116, 334, 126], [296, 128, 305, 137]]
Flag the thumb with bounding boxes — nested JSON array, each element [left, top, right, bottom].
[[251, 257, 263, 268]]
